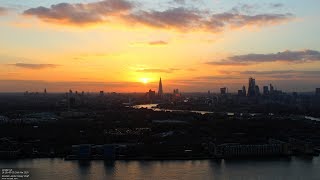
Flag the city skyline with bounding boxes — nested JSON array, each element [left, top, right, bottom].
[[1, 0, 320, 92], [7, 76, 316, 94]]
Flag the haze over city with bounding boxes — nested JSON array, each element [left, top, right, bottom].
[[0, 0, 320, 92]]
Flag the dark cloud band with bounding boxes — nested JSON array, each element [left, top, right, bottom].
[[148, 41, 168, 45], [207, 50, 320, 65], [23, 0, 134, 25], [9, 63, 58, 69], [22, 1, 293, 32]]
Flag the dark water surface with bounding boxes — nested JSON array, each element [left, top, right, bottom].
[[1, 157, 319, 180]]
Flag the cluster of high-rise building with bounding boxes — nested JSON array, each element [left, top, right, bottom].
[[236, 77, 278, 97], [263, 84, 275, 95], [152, 77, 283, 99], [173, 89, 181, 97], [237, 86, 246, 96]]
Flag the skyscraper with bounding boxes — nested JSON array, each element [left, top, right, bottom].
[[270, 84, 274, 94], [247, 77, 256, 97], [255, 85, 260, 96], [147, 89, 156, 102], [263, 86, 269, 95], [220, 87, 227, 95], [158, 77, 163, 98], [242, 86, 246, 96]]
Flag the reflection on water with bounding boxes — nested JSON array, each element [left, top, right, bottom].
[[133, 104, 159, 109], [0, 157, 320, 180], [305, 116, 320, 121], [77, 161, 91, 180], [133, 104, 213, 115]]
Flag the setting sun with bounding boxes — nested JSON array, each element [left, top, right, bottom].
[[140, 78, 149, 84]]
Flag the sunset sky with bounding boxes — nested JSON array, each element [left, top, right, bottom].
[[0, 0, 320, 92]]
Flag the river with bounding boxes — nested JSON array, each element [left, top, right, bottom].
[[133, 104, 320, 121], [1, 157, 319, 180], [133, 104, 213, 115]]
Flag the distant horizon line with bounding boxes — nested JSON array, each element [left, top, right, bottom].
[[0, 90, 317, 94]]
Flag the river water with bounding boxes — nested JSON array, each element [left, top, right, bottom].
[[133, 104, 320, 121], [0, 157, 319, 180], [133, 104, 213, 115]]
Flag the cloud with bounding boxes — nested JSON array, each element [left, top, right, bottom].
[[130, 40, 168, 46], [127, 8, 293, 32], [240, 70, 320, 75], [206, 12, 293, 30], [171, 0, 186, 5], [231, 4, 258, 14], [148, 40, 168, 45], [206, 61, 249, 66], [0, 7, 8, 15], [9, 63, 58, 69], [270, 3, 283, 8], [214, 70, 320, 80], [136, 68, 179, 73], [195, 76, 241, 80], [22, 1, 293, 32], [23, 0, 135, 25], [239, 70, 320, 79], [207, 49, 320, 66], [126, 7, 203, 30]]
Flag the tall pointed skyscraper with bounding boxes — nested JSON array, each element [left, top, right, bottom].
[[158, 77, 163, 98], [247, 77, 256, 97]]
